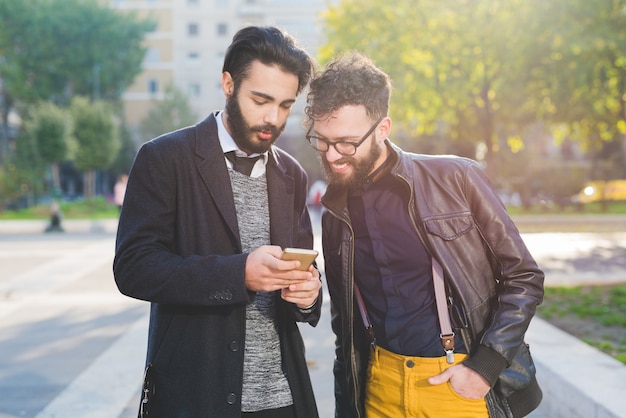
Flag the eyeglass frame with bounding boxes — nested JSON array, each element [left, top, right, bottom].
[[305, 117, 384, 156]]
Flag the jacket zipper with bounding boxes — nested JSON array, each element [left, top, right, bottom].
[[324, 206, 362, 418]]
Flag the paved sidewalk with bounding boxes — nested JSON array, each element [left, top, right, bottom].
[[1, 219, 626, 417]]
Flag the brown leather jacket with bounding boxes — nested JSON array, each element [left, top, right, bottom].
[[321, 141, 544, 418]]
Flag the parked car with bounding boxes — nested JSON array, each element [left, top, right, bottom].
[[576, 180, 626, 203]]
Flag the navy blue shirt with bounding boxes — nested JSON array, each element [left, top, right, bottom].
[[348, 160, 465, 357]]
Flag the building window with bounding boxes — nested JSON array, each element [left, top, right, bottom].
[[186, 52, 201, 68], [144, 48, 160, 64], [188, 23, 199, 36], [189, 83, 201, 98], [148, 79, 159, 94], [217, 22, 227, 36]]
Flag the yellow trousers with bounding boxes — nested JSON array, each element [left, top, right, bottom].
[[365, 346, 489, 418]]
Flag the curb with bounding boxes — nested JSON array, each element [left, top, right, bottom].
[[527, 318, 626, 418]]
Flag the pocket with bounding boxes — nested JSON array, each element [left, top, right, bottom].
[[424, 213, 474, 241], [446, 382, 486, 403]]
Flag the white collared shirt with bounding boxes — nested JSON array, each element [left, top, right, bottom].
[[216, 111, 268, 178]]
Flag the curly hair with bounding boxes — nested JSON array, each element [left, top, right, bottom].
[[222, 25, 315, 95], [305, 51, 392, 124]]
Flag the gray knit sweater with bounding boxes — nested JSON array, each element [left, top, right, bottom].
[[229, 169, 293, 412]]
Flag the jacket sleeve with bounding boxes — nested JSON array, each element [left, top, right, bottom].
[[113, 139, 251, 307], [459, 161, 545, 386]]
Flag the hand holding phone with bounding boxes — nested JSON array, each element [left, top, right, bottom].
[[280, 248, 318, 271]]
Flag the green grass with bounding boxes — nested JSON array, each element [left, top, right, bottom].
[[2, 197, 625, 220], [507, 201, 626, 215], [537, 285, 626, 365], [0, 196, 118, 220]]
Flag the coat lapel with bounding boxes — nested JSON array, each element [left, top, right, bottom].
[[194, 113, 240, 244]]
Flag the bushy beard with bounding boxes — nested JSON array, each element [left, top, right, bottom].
[[321, 137, 381, 190], [225, 88, 286, 154]]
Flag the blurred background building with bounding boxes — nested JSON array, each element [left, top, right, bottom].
[[109, 0, 328, 139]]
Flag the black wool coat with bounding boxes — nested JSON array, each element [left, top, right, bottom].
[[113, 113, 321, 418]]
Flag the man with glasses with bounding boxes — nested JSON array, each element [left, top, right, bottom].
[[305, 52, 544, 417]]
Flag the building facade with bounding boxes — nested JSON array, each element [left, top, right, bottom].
[[109, 0, 328, 139]]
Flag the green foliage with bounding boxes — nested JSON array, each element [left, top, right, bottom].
[[319, 0, 626, 182], [320, 0, 540, 173], [0, 0, 155, 106], [23, 102, 71, 164], [529, 0, 626, 150], [70, 97, 120, 172], [139, 85, 198, 142], [109, 120, 138, 177], [1, 130, 48, 204]]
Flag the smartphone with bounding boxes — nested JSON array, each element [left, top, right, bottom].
[[280, 248, 319, 271]]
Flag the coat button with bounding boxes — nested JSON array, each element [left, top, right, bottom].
[[406, 360, 415, 368], [226, 392, 237, 405], [229, 340, 239, 351]]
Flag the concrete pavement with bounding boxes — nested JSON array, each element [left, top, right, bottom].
[[1, 218, 626, 417]]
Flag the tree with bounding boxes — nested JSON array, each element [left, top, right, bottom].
[[318, 0, 542, 178], [0, 129, 47, 210], [0, 0, 154, 104], [23, 102, 71, 195], [529, 0, 626, 147], [139, 85, 199, 142], [70, 97, 120, 199], [110, 119, 139, 180], [0, 0, 155, 159]]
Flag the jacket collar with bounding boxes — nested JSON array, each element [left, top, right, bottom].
[[193, 112, 294, 249]]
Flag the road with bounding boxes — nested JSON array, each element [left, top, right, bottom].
[[1, 217, 625, 417]]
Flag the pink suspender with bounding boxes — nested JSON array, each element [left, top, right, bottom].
[[354, 257, 456, 364]]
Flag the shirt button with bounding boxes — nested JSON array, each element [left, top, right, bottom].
[[228, 341, 239, 351], [406, 360, 415, 368], [226, 392, 237, 405]]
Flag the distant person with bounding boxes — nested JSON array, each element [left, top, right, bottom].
[[113, 174, 127, 213], [45, 200, 64, 233], [113, 26, 321, 418], [305, 52, 545, 417]]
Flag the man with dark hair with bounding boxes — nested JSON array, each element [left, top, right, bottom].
[[305, 52, 544, 417], [114, 26, 321, 418]]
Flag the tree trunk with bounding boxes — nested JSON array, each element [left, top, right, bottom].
[[83, 170, 96, 199]]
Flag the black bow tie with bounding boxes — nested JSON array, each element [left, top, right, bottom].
[[225, 151, 261, 176]]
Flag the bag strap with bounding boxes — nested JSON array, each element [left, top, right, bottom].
[[354, 256, 455, 363]]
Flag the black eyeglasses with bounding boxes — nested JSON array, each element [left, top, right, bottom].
[[306, 117, 383, 156]]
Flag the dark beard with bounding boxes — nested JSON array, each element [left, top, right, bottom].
[[225, 88, 286, 154], [321, 137, 381, 190]]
